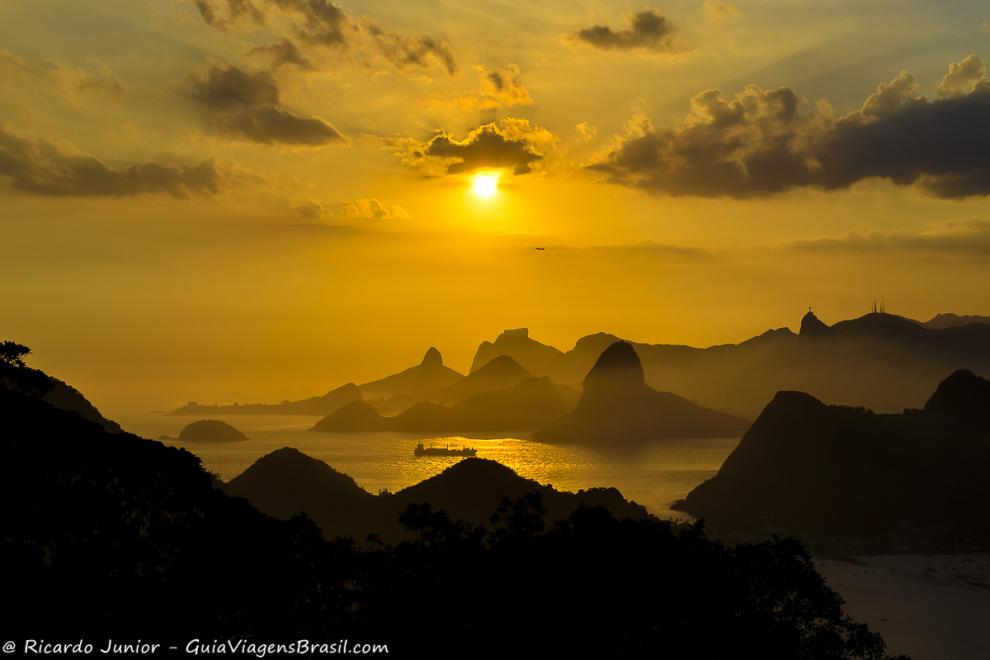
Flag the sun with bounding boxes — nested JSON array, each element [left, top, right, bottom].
[[471, 172, 500, 199]]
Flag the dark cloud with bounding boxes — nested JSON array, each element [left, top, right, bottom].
[[192, 0, 455, 75], [249, 38, 312, 69], [273, 0, 351, 46], [192, 0, 263, 30], [365, 24, 456, 75], [189, 64, 343, 145], [400, 119, 552, 176], [790, 220, 990, 258], [590, 55, 990, 198], [0, 121, 228, 197], [572, 10, 679, 52]]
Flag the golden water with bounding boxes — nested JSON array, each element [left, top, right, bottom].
[[118, 413, 739, 521]]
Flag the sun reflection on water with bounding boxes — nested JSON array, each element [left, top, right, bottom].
[[119, 413, 739, 520]]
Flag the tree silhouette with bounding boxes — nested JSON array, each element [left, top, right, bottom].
[[0, 341, 30, 367]]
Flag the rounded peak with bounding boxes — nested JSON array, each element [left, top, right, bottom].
[[178, 419, 248, 443], [474, 354, 528, 375], [924, 369, 990, 419], [799, 309, 829, 335], [583, 341, 645, 391], [421, 346, 443, 367]]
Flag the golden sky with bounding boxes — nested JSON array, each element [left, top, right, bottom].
[[2, 0, 990, 413]]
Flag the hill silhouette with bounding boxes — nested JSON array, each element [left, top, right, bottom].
[[359, 346, 463, 400], [924, 312, 990, 329], [429, 354, 532, 404], [535, 342, 749, 446], [676, 370, 990, 552], [470, 328, 564, 375], [225, 451, 648, 541], [0, 346, 121, 433], [312, 376, 571, 435], [225, 447, 376, 539], [170, 382, 362, 416], [469, 310, 990, 417], [178, 419, 249, 443], [1, 343, 898, 658]]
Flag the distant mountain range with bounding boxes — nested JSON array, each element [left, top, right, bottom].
[[225, 448, 647, 541], [534, 342, 749, 445], [168, 309, 990, 443], [3, 352, 889, 657], [312, 376, 573, 435], [170, 381, 362, 416], [470, 311, 990, 417], [358, 346, 463, 401], [675, 369, 990, 552]]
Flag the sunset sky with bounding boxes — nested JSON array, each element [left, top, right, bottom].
[[3, 0, 990, 413]]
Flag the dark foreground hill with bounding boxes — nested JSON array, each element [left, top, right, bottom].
[[312, 377, 571, 435], [535, 342, 749, 445], [225, 450, 645, 541], [676, 370, 990, 553], [0, 345, 899, 658]]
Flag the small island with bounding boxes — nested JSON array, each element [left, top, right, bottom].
[[177, 419, 249, 443]]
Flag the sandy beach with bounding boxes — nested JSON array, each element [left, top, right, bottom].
[[817, 555, 990, 660]]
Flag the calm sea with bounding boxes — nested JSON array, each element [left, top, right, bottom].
[[116, 413, 740, 521]]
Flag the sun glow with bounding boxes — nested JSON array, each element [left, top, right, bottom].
[[471, 172, 500, 199]]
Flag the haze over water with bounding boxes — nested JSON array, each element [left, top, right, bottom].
[[120, 412, 739, 520]]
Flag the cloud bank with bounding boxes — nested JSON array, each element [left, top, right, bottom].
[[193, 0, 456, 74], [590, 55, 990, 198], [189, 64, 343, 145], [0, 121, 231, 197]]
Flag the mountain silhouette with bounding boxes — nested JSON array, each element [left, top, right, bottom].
[[535, 342, 749, 445], [677, 369, 990, 551], [429, 354, 532, 404], [177, 419, 249, 443], [0, 356, 121, 433], [924, 312, 990, 329], [923, 368, 990, 426], [225, 451, 646, 540], [359, 346, 463, 400], [169, 382, 362, 416], [312, 376, 572, 434], [470, 328, 564, 375], [799, 309, 829, 336], [1, 344, 898, 658], [224, 447, 377, 539], [471, 310, 990, 417]]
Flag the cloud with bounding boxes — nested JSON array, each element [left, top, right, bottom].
[[365, 24, 457, 75], [396, 118, 554, 177], [571, 9, 680, 53], [249, 38, 313, 69], [576, 121, 598, 142], [193, 0, 455, 75], [189, 64, 343, 145], [589, 55, 990, 198], [0, 50, 126, 104], [294, 196, 409, 221], [0, 121, 233, 197], [938, 54, 990, 98], [455, 65, 533, 110], [790, 220, 990, 258]]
